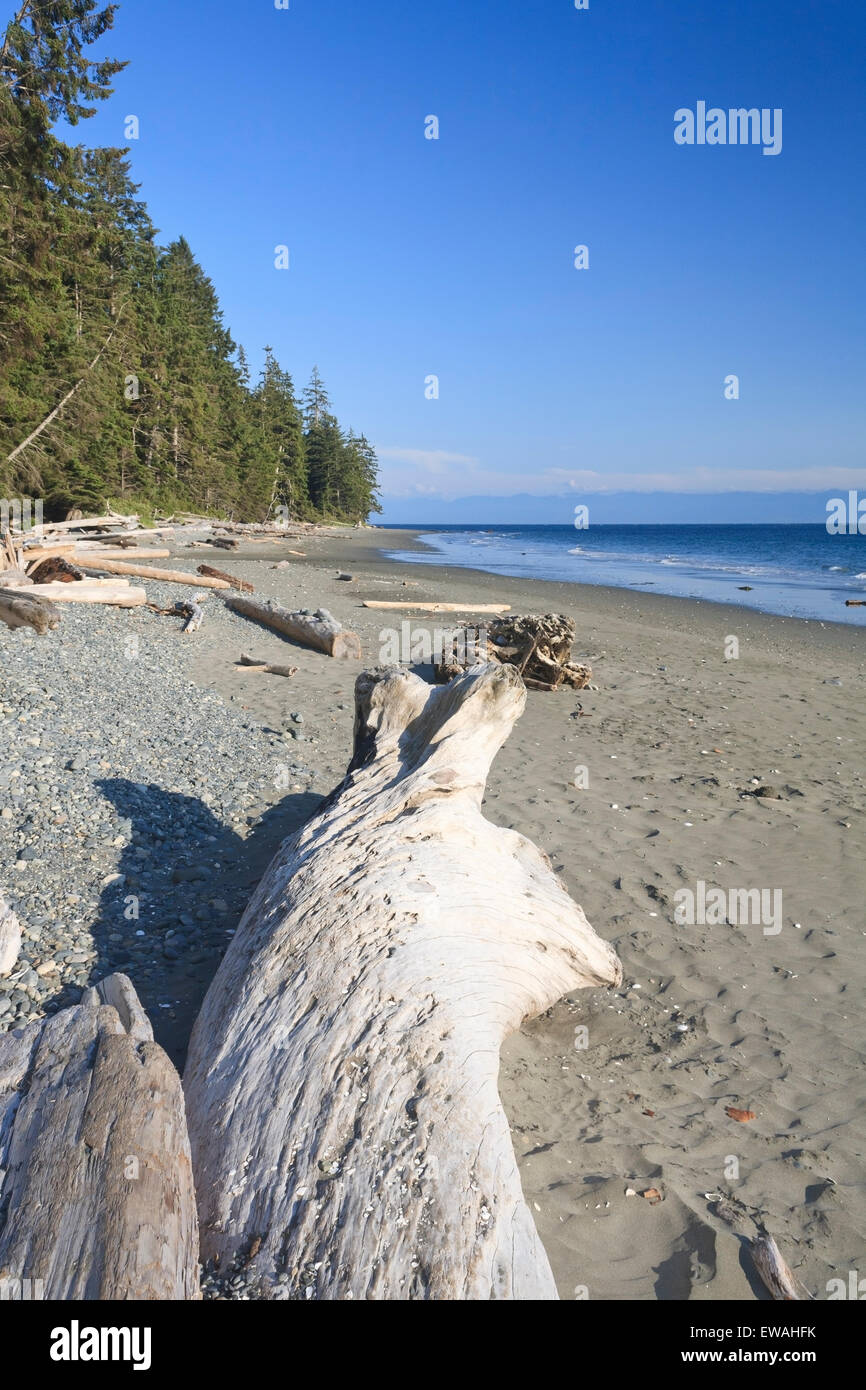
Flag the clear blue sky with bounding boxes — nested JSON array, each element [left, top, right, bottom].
[[68, 0, 865, 521]]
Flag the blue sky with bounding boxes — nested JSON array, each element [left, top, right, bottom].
[[66, 0, 865, 521]]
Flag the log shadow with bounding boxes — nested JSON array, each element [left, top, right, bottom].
[[45, 779, 324, 1070]]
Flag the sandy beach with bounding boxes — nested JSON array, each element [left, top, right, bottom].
[[2, 523, 863, 1301], [173, 524, 864, 1301]]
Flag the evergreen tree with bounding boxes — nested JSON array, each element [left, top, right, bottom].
[[0, 4, 379, 521]]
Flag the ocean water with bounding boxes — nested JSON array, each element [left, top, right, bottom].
[[382, 524, 866, 625]]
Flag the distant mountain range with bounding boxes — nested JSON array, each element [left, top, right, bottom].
[[378, 492, 842, 527]]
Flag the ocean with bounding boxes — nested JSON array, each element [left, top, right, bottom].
[[381, 523, 866, 625]]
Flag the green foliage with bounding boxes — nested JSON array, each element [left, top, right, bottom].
[[0, 2, 379, 522]]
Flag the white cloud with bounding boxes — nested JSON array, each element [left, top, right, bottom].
[[375, 450, 866, 500]]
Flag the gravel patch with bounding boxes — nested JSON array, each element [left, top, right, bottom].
[[0, 581, 323, 1059]]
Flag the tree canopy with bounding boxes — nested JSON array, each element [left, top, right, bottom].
[[0, 1, 380, 522]]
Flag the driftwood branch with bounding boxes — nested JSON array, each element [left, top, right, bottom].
[[750, 1234, 814, 1301], [183, 663, 621, 1300], [0, 974, 199, 1300], [237, 652, 297, 677], [197, 563, 254, 593]]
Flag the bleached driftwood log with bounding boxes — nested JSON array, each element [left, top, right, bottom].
[[362, 600, 510, 614], [224, 593, 361, 659], [0, 899, 21, 977], [78, 558, 229, 588], [23, 581, 146, 607], [184, 663, 621, 1300], [0, 589, 60, 634], [0, 974, 199, 1300]]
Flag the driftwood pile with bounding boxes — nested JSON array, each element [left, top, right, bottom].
[[0, 510, 360, 659], [436, 613, 593, 691], [0, 665, 621, 1300]]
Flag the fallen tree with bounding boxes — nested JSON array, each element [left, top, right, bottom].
[[224, 594, 361, 659], [184, 663, 621, 1300], [0, 974, 199, 1300]]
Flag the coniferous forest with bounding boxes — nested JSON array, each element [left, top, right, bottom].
[[0, 2, 380, 523]]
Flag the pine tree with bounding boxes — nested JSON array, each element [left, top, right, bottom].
[[0, 5, 380, 521]]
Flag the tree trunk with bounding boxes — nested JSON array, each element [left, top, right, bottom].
[[224, 594, 361, 659], [183, 663, 621, 1300], [0, 974, 200, 1300]]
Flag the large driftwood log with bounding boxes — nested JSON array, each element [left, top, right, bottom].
[[79, 558, 229, 588], [184, 663, 621, 1300], [0, 899, 21, 977], [0, 589, 60, 634], [0, 974, 199, 1300], [224, 594, 361, 659]]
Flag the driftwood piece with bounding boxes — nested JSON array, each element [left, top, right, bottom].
[[183, 663, 622, 1300], [0, 569, 32, 587], [437, 614, 592, 691], [750, 1234, 814, 1301], [0, 973, 199, 1300], [20, 514, 137, 536], [197, 563, 254, 593], [78, 558, 229, 589], [23, 582, 146, 607], [237, 652, 297, 678], [19, 544, 77, 563], [0, 900, 21, 977], [27, 557, 84, 585], [225, 594, 361, 659], [845, 599, 866, 607], [0, 590, 61, 634], [175, 600, 205, 633], [74, 546, 171, 561], [363, 600, 510, 614]]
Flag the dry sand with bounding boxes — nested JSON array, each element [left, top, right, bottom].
[[174, 524, 865, 1301]]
